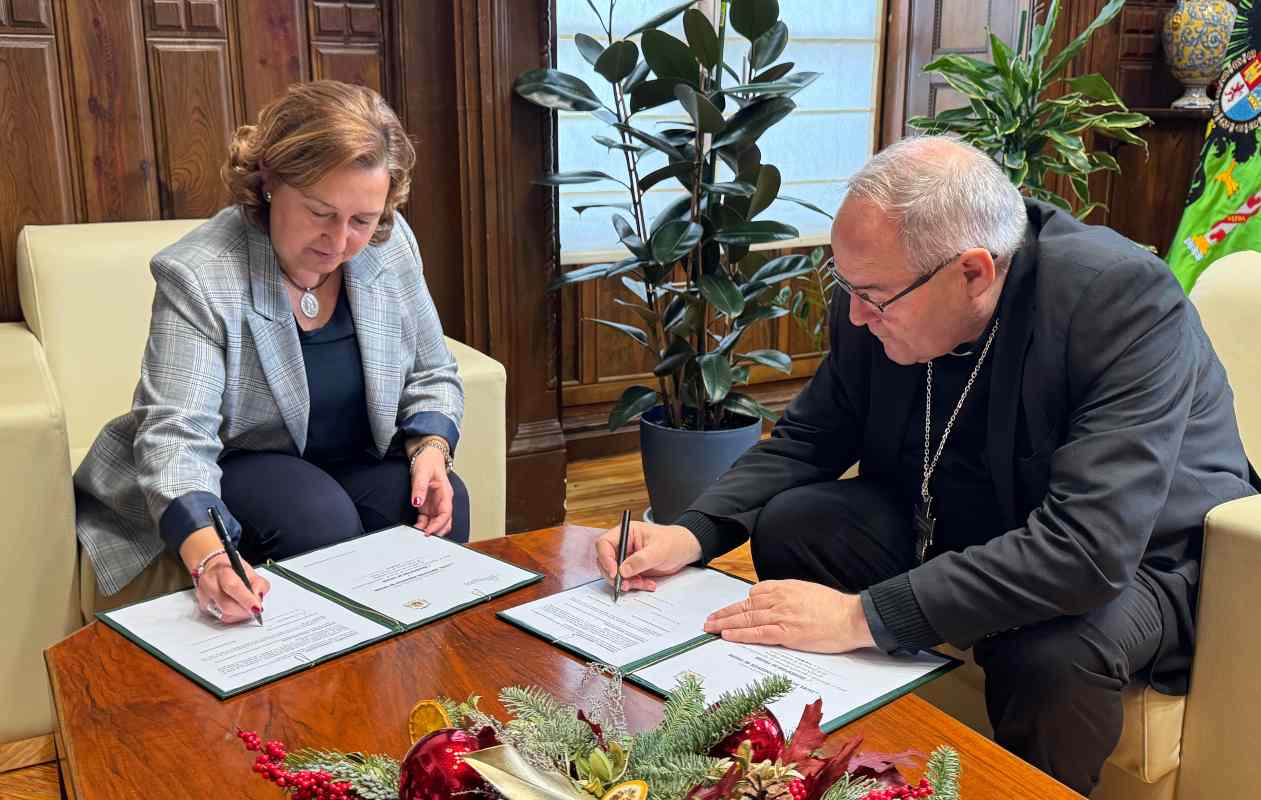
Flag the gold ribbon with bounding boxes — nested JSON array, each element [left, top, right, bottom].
[[461, 745, 591, 800]]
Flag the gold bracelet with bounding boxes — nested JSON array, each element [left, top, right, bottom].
[[408, 439, 453, 473]]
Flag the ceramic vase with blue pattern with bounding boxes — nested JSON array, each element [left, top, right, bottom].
[[1163, 0, 1237, 109]]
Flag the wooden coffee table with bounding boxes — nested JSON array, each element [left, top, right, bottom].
[[46, 525, 1083, 799]]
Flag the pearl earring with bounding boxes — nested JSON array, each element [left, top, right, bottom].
[[264, 191, 272, 203]]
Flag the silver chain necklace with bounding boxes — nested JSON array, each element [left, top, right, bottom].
[[914, 318, 1000, 563], [280, 268, 334, 319]]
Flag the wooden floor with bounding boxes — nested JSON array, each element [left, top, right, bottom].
[[0, 450, 752, 798]]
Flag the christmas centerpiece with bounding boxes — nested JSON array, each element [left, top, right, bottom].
[[235, 667, 960, 800]]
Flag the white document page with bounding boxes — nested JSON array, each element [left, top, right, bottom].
[[102, 568, 392, 695], [279, 525, 538, 626], [500, 567, 752, 669], [632, 639, 951, 736]]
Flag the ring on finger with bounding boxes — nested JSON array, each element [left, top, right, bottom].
[[205, 598, 224, 620]]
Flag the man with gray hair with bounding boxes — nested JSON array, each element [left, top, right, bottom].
[[595, 135, 1258, 792]]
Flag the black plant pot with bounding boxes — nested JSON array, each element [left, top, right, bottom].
[[639, 405, 762, 525]]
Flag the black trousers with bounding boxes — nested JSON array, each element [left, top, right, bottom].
[[750, 478, 1166, 796], [219, 451, 470, 565]]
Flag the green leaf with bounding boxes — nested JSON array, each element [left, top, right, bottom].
[[625, 0, 696, 38], [595, 41, 640, 83], [546, 262, 610, 291], [748, 164, 781, 219], [697, 353, 734, 403], [611, 214, 647, 256], [639, 162, 694, 191], [700, 181, 756, 196], [622, 60, 651, 92], [1030, 0, 1060, 67], [921, 53, 998, 84], [621, 277, 649, 302], [722, 71, 820, 98], [675, 84, 726, 133], [730, 0, 779, 41], [651, 195, 694, 236], [589, 318, 651, 349], [989, 33, 1014, 79], [712, 220, 797, 244], [682, 8, 720, 69], [738, 348, 792, 373], [750, 253, 810, 283], [613, 297, 659, 329], [534, 170, 627, 187], [608, 385, 659, 430], [749, 22, 788, 70], [1065, 73, 1122, 106], [700, 273, 745, 316], [514, 69, 605, 112], [722, 392, 776, 422], [751, 62, 793, 83], [574, 33, 605, 67], [650, 220, 703, 264], [779, 194, 834, 219], [631, 78, 683, 113], [735, 302, 789, 328], [654, 337, 695, 376], [592, 134, 645, 154], [614, 123, 685, 161], [1046, 0, 1124, 78], [1089, 151, 1121, 173], [1074, 201, 1107, 220], [712, 96, 796, 149], [641, 29, 699, 84], [572, 202, 634, 216]]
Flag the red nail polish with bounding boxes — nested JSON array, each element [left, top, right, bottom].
[[412, 496, 421, 507], [251, 605, 262, 614]]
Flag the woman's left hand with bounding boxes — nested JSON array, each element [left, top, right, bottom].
[[410, 446, 454, 536]]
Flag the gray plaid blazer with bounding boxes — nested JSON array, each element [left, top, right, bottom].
[[74, 206, 463, 594]]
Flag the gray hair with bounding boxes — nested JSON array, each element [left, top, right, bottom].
[[843, 134, 1027, 275]]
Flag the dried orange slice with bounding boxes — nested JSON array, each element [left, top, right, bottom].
[[407, 699, 452, 743], [601, 779, 648, 800]]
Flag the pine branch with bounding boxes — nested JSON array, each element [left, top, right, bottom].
[[283, 749, 400, 800], [496, 686, 598, 773], [818, 772, 880, 800], [923, 746, 961, 800], [630, 752, 725, 800]]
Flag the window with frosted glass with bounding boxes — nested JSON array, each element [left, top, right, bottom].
[[554, 0, 883, 256]]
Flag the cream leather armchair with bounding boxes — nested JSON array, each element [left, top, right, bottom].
[[915, 250, 1261, 799], [0, 219, 507, 750]]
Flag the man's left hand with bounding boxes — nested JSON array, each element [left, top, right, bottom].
[[703, 580, 876, 653]]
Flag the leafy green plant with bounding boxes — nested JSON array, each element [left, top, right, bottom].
[[514, 0, 831, 432], [908, 0, 1152, 218]]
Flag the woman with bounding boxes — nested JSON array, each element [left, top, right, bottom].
[[74, 81, 467, 624]]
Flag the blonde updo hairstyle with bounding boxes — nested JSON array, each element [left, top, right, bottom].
[[222, 80, 415, 246]]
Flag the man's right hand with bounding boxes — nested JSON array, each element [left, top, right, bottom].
[[595, 522, 703, 592]]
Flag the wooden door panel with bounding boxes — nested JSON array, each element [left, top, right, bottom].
[[64, 0, 160, 222], [0, 34, 76, 319], [146, 40, 237, 218], [233, 0, 308, 120]]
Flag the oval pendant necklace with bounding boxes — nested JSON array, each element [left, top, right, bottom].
[[280, 267, 334, 319]]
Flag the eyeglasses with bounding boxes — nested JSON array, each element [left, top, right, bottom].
[[824, 251, 967, 315]]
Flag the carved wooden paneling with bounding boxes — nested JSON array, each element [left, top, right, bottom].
[[392, 0, 466, 340], [233, 0, 308, 120], [311, 42, 381, 92], [308, 0, 380, 43], [1115, 2, 1181, 109], [0, 0, 51, 33], [0, 34, 77, 320], [63, 0, 159, 221], [146, 40, 236, 218], [143, 0, 226, 37]]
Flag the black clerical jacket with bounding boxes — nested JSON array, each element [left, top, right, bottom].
[[687, 200, 1258, 694]]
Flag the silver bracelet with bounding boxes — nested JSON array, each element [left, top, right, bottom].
[[408, 440, 453, 473], [190, 548, 227, 586]]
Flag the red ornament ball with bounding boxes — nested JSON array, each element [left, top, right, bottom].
[[708, 709, 785, 763], [398, 728, 492, 800]]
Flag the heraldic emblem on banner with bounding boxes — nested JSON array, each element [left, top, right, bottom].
[[1168, 0, 1261, 291]]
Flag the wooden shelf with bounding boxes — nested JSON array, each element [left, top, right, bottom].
[[1132, 106, 1213, 122]]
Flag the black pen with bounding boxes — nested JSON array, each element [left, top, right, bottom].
[[613, 509, 631, 603], [208, 507, 264, 626]]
